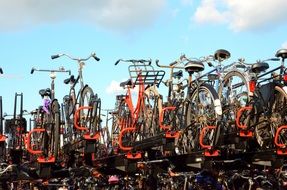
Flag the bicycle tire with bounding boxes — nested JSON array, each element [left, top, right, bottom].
[[79, 86, 94, 134], [185, 83, 221, 150], [51, 99, 60, 160], [117, 98, 134, 150], [63, 93, 75, 143], [91, 95, 101, 134], [144, 85, 162, 137], [255, 85, 287, 148], [218, 70, 250, 117]]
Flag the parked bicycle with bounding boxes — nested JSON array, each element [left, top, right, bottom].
[[27, 67, 69, 165], [114, 59, 165, 152], [51, 53, 101, 145]]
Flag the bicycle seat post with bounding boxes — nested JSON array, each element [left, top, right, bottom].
[[50, 71, 56, 100]]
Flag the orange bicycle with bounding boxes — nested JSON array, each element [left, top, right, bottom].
[[114, 59, 165, 152]]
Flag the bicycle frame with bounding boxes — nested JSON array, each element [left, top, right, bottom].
[[118, 73, 145, 151]]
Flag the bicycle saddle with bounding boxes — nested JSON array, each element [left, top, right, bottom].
[[172, 70, 183, 78], [214, 49, 231, 61], [39, 88, 51, 97], [275, 49, 287, 59], [120, 79, 132, 87], [116, 94, 127, 100], [64, 75, 76, 84], [184, 60, 204, 74], [251, 61, 269, 73]]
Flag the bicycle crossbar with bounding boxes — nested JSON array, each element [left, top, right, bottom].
[[74, 106, 92, 131], [26, 128, 45, 154]]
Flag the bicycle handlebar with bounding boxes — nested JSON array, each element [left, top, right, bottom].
[[223, 57, 280, 71], [31, 67, 71, 75], [115, 59, 152, 65], [51, 52, 100, 62], [155, 59, 185, 69], [156, 54, 216, 70], [0, 67, 3, 74]]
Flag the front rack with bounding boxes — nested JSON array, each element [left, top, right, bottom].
[[128, 64, 165, 86]]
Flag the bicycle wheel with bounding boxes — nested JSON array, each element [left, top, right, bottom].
[[90, 94, 101, 135], [79, 85, 94, 135], [255, 85, 287, 148], [183, 83, 221, 152], [63, 93, 75, 143], [144, 85, 162, 137], [218, 71, 250, 132], [50, 99, 60, 160], [117, 98, 134, 150]]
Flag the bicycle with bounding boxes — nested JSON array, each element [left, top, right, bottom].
[[51, 53, 101, 146], [165, 53, 224, 156], [27, 67, 69, 164], [114, 59, 165, 152], [233, 49, 287, 152], [154, 58, 187, 135]]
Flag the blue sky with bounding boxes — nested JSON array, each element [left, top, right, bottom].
[[0, 0, 287, 119]]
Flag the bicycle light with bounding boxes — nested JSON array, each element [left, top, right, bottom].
[[249, 80, 256, 93]]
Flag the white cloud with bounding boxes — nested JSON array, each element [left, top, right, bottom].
[[193, 0, 287, 32], [282, 41, 287, 49], [105, 80, 139, 96], [106, 80, 125, 95], [0, 0, 165, 32], [193, 0, 227, 24]]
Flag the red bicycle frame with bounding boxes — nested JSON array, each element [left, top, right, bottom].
[[118, 74, 146, 151]]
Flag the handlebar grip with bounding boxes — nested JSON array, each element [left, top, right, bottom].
[[0, 68, 3, 74], [155, 59, 160, 67], [93, 56, 100, 61], [169, 61, 177, 67], [30, 68, 35, 74], [148, 60, 152, 65], [51, 54, 60, 59], [115, 59, 121, 65]]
